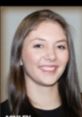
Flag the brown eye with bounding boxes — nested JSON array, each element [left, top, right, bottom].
[[57, 45, 66, 50], [33, 44, 44, 48]]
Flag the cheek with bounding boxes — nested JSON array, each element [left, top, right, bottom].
[[22, 50, 41, 65], [58, 52, 69, 64]]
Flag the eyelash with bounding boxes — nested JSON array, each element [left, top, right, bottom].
[[57, 45, 66, 50], [33, 44, 44, 48], [33, 44, 66, 50]]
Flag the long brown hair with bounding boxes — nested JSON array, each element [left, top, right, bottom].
[[8, 9, 82, 116]]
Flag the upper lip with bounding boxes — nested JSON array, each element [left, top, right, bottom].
[[39, 65, 58, 67]]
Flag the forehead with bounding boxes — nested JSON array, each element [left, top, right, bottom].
[[25, 21, 67, 42]]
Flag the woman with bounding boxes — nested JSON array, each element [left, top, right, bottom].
[[1, 9, 82, 117]]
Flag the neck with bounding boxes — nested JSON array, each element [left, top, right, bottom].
[[25, 78, 62, 110]]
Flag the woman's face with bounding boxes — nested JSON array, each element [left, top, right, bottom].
[[21, 21, 69, 87]]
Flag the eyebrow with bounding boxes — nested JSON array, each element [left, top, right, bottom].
[[56, 39, 67, 44], [30, 38, 45, 42], [30, 37, 67, 43]]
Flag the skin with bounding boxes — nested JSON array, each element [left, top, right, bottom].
[[21, 21, 69, 110]]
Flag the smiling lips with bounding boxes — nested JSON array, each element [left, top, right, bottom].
[[39, 65, 58, 72]]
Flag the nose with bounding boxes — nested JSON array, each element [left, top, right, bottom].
[[44, 47, 56, 61]]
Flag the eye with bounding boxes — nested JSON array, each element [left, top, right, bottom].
[[57, 45, 66, 50], [33, 44, 44, 48]]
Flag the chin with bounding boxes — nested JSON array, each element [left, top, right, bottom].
[[38, 79, 59, 87]]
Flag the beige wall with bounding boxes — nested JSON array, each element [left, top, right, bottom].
[[1, 7, 82, 102]]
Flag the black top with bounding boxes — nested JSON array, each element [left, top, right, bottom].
[[1, 99, 69, 117], [34, 105, 68, 117]]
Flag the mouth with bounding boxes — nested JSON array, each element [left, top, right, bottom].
[[39, 65, 58, 72]]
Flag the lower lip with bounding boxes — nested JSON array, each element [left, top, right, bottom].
[[39, 66, 58, 73]]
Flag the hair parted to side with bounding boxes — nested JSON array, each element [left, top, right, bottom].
[[8, 9, 82, 116]]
